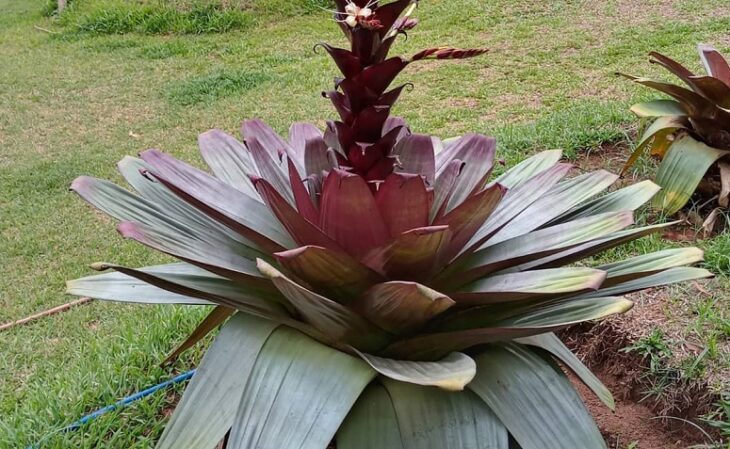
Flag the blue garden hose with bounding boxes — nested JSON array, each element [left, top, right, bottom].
[[27, 369, 196, 448]]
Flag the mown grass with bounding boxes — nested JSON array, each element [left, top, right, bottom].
[[166, 69, 271, 104], [47, 0, 332, 35], [1, 0, 729, 447]]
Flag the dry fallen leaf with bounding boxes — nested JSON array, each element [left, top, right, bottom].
[[719, 160, 730, 208], [692, 281, 711, 296], [701, 207, 721, 239]]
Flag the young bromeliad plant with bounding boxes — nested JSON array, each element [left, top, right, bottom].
[[621, 44, 730, 215], [67, 1, 712, 448]]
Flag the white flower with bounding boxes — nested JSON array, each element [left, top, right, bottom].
[[343, 1, 373, 28]]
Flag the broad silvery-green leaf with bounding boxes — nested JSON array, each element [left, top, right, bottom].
[[227, 327, 376, 449], [451, 212, 634, 286], [453, 267, 606, 305], [337, 384, 404, 449], [198, 129, 261, 199], [354, 351, 476, 391], [488, 170, 618, 245], [575, 267, 713, 299], [383, 377, 508, 449], [156, 313, 278, 449], [515, 333, 614, 409], [653, 135, 726, 214], [630, 99, 687, 117], [384, 296, 632, 360], [551, 180, 660, 224], [66, 263, 212, 305], [492, 149, 563, 189], [469, 344, 606, 449], [597, 247, 705, 286]]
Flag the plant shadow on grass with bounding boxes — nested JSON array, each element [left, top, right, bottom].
[[166, 69, 271, 105]]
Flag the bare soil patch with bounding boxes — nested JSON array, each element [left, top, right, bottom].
[[573, 372, 690, 449], [562, 299, 721, 445]]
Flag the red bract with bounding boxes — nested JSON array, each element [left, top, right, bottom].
[[321, 0, 487, 182]]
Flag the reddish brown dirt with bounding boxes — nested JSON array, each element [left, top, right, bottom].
[[572, 372, 702, 449]]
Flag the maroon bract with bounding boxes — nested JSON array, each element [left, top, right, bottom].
[[319, 0, 487, 182]]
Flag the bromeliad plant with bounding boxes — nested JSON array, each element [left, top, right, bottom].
[[621, 44, 730, 215], [68, 2, 711, 448]]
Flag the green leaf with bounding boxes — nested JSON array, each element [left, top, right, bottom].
[[350, 282, 454, 335], [84, 262, 287, 317], [552, 180, 660, 224], [162, 305, 235, 366], [576, 267, 713, 299], [622, 116, 687, 175], [515, 333, 614, 410], [140, 148, 293, 252], [156, 313, 278, 449], [439, 296, 632, 333], [362, 226, 452, 279], [72, 173, 266, 261], [337, 384, 404, 449], [511, 221, 677, 272], [383, 378, 508, 449], [227, 327, 376, 449], [630, 99, 687, 117], [274, 245, 383, 303], [117, 157, 266, 254], [453, 267, 607, 306], [66, 264, 212, 306], [597, 247, 705, 286], [257, 259, 390, 351], [383, 297, 632, 360], [198, 129, 261, 199], [653, 135, 727, 214], [469, 344, 606, 449], [117, 221, 266, 285], [503, 296, 633, 327], [464, 163, 571, 255], [354, 351, 476, 391], [488, 170, 619, 245], [492, 149, 563, 189], [451, 212, 634, 286]]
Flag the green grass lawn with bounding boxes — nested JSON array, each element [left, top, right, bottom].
[[1, 0, 729, 447]]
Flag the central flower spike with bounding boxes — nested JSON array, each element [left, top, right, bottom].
[[318, 0, 487, 184]]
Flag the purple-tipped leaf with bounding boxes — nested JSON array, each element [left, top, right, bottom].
[[254, 178, 340, 250], [434, 183, 506, 262], [198, 129, 260, 198], [362, 226, 452, 280], [350, 281, 455, 335], [287, 158, 319, 224], [139, 149, 292, 252], [274, 245, 383, 303]]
